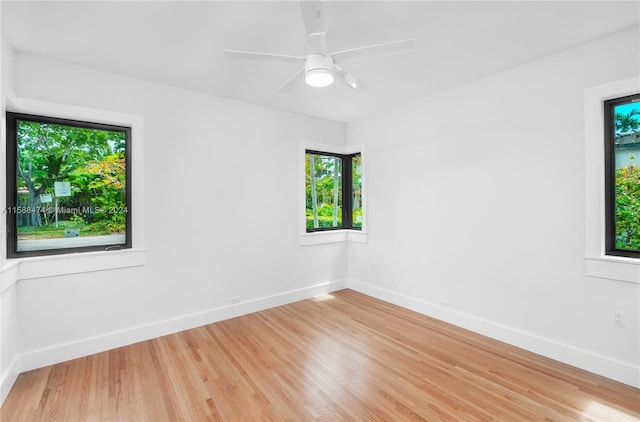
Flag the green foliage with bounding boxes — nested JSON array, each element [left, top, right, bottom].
[[76, 152, 127, 233], [17, 121, 117, 189], [306, 215, 343, 229], [352, 155, 362, 228], [615, 109, 640, 133], [305, 153, 362, 230], [615, 163, 640, 250], [353, 208, 362, 228], [17, 220, 120, 239], [15, 119, 127, 239], [69, 213, 86, 228], [306, 154, 342, 229], [306, 206, 343, 229], [613, 107, 640, 251]]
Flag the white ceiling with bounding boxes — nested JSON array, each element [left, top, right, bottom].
[[2, 1, 639, 123]]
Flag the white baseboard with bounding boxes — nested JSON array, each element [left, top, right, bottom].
[[0, 356, 20, 406], [16, 279, 348, 383], [4, 277, 636, 408], [348, 279, 640, 388]]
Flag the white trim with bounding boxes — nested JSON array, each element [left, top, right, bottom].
[[348, 279, 640, 388], [300, 141, 363, 157], [1, 96, 147, 282], [298, 141, 367, 245], [0, 279, 346, 405], [0, 355, 19, 406], [585, 256, 640, 284], [584, 76, 640, 284], [300, 230, 349, 246], [0, 249, 146, 293], [2, 279, 636, 404], [0, 261, 18, 294], [17, 279, 348, 375], [347, 230, 367, 243], [1, 82, 17, 108], [0, 87, 15, 276], [299, 229, 368, 246]]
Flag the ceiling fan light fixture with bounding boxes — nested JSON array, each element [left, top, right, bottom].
[[305, 68, 334, 87], [305, 54, 334, 87]]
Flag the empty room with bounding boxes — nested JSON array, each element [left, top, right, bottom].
[[0, 0, 639, 420]]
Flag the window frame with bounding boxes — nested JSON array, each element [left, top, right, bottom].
[[305, 149, 361, 233], [584, 76, 639, 284], [603, 94, 640, 259], [5, 111, 132, 258]]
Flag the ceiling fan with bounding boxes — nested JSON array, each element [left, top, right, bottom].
[[223, 0, 414, 93]]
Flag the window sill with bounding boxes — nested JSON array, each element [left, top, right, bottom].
[[299, 230, 368, 246], [585, 256, 640, 284], [0, 248, 146, 293]]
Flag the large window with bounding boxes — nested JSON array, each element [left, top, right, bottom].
[[5, 112, 131, 257], [604, 94, 640, 258], [305, 150, 362, 232]]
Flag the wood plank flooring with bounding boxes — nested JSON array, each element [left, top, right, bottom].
[[2, 289, 639, 421]]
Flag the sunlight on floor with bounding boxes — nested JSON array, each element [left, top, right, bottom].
[[313, 293, 335, 301], [583, 401, 639, 422]]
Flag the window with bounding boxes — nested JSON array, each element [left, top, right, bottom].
[[305, 150, 362, 232], [604, 93, 640, 258], [5, 112, 131, 257]]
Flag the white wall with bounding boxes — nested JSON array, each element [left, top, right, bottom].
[[2, 52, 347, 390], [0, 39, 20, 404], [1, 21, 639, 405], [346, 26, 640, 387]]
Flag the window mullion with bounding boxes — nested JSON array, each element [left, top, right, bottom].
[[342, 154, 353, 229]]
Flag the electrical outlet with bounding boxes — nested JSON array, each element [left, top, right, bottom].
[[231, 296, 241, 304], [613, 310, 625, 327]]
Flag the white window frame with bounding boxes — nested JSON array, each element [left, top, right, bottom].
[[299, 141, 367, 246], [585, 76, 640, 284]]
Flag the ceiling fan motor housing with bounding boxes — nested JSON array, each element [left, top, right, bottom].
[[305, 54, 335, 87]]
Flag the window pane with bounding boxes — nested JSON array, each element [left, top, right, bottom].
[[306, 153, 342, 229], [613, 99, 640, 252], [14, 118, 128, 253], [352, 154, 362, 228]]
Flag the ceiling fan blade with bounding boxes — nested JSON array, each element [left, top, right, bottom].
[[334, 65, 368, 92], [300, 0, 327, 38], [330, 39, 415, 61], [300, 0, 327, 54], [224, 50, 305, 63], [276, 68, 304, 94]]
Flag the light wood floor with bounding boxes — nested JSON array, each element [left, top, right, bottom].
[[2, 289, 639, 421]]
